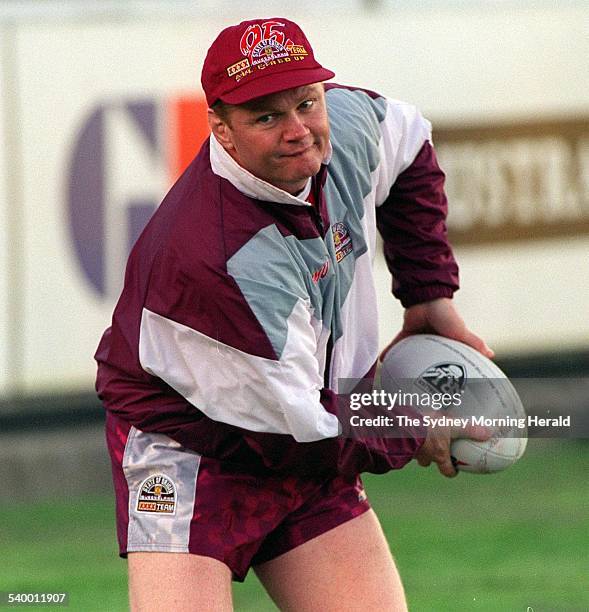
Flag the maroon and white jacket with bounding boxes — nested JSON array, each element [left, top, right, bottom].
[[95, 85, 459, 478]]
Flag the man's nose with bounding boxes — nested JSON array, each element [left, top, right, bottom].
[[283, 112, 310, 141]]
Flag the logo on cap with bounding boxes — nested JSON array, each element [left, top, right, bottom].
[[226, 20, 308, 83]]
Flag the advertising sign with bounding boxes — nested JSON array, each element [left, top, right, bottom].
[[14, 20, 217, 393]]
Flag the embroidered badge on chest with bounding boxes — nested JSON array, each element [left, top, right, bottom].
[[332, 222, 353, 263], [136, 474, 177, 515]]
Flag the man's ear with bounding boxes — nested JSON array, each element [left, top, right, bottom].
[[208, 109, 234, 151]]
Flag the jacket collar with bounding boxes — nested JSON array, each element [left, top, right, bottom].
[[209, 134, 331, 206]]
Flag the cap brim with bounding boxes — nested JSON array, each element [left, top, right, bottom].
[[219, 66, 335, 105]]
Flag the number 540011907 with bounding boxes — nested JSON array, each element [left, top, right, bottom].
[[4, 592, 68, 605]]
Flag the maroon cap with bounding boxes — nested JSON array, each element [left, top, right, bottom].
[[201, 18, 335, 106]]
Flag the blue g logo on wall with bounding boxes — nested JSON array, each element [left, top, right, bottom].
[[67, 95, 208, 300], [67, 100, 161, 299]]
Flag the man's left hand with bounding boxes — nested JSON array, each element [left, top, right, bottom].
[[381, 297, 494, 360]]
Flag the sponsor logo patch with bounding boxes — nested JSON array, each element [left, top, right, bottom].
[[416, 363, 466, 398], [227, 58, 251, 77], [135, 474, 177, 515], [311, 260, 330, 283], [332, 222, 353, 263]]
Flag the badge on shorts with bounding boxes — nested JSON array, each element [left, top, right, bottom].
[[332, 222, 353, 263], [135, 474, 177, 515]]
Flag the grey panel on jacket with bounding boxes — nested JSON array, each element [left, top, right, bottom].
[[227, 225, 333, 359], [324, 88, 386, 341], [227, 89, 387, 357]]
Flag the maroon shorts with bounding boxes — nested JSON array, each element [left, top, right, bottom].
[[106, 414, 371, 581]]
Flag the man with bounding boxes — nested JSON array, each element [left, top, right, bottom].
[[96, 17, 492, 611]]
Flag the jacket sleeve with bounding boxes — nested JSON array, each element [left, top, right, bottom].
[[129, 230, 426, 478], [374, 99, 459, 307], [132, 388, 427, 479]]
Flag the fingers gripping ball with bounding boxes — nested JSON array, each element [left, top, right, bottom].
[[380, 334, 528, 473]]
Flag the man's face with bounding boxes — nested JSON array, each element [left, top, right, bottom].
[[209, 83, 330, 195]]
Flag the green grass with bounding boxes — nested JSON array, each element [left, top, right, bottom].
[[367, 439, 589, 612], [1, 440, 587, 611]]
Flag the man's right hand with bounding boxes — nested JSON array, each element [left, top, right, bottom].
[[415, 418, 491, 478]]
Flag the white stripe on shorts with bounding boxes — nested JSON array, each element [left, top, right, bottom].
[[123, 426, 200, 553]]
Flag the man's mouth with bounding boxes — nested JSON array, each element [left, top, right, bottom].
[[281, 144, 314, 158]]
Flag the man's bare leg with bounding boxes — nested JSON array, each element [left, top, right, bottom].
[[254, 509, 408, 611], [128, 552, 233, 612]]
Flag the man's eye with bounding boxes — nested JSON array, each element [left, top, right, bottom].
[[256, 114, 275, 124], [299, 99, 314, 110]]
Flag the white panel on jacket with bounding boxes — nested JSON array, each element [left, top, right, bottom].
[[374, 99, 433, 207], [138, 304, 340, 442]]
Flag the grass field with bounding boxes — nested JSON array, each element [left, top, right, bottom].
[[2, 440, 587, 611]]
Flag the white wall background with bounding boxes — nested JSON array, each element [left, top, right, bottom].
[[0, 28, 9, 396], [1, 3, 588, 396]]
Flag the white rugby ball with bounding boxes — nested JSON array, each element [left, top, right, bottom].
[[379, 334, 527, 473]]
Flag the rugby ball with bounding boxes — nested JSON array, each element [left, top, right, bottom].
[[379, 334, 527, 473]]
